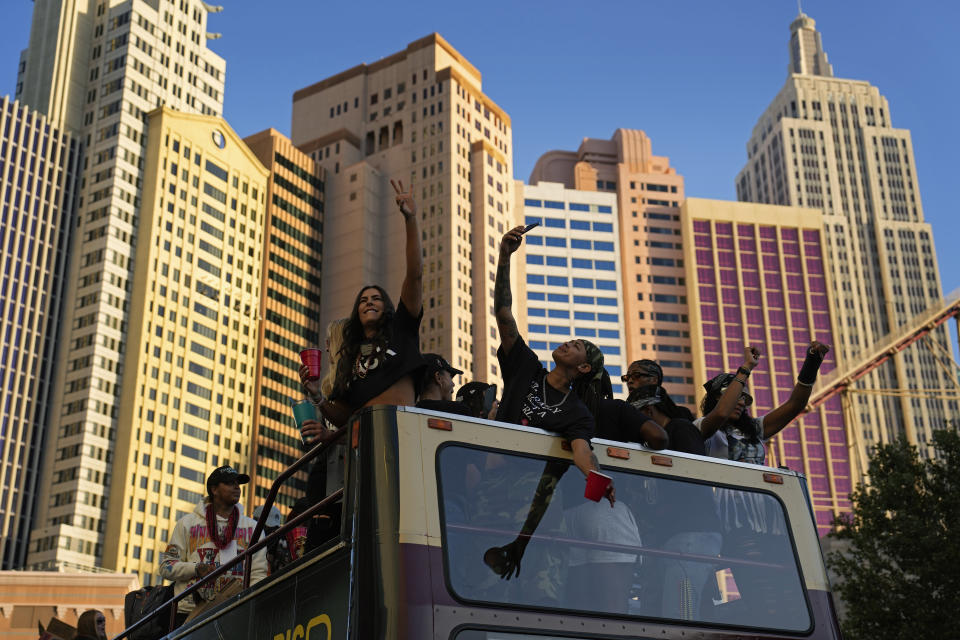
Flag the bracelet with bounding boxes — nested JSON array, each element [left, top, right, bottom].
[[796, 379, 814, 388], [736, 366, 752, 378]]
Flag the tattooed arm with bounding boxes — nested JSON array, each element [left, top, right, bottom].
[[483, 459, 569, 579], [495, 227, 524, 354]]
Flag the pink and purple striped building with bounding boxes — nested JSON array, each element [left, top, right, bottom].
[[682, 198, 853, 534]]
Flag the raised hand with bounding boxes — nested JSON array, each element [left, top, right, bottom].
[[809, 341, 830, 357], [742, 346, 761, 371], [500, 226, 525, 257], [390, 178, 416, 219]]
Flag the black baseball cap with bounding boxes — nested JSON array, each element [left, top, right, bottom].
[[456, 381, 495, 401], [423, 353, 464, 378], [206, 466, 250, 494]]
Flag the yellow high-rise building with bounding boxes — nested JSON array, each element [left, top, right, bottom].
[[243, 129, 324, 510], [101, 108, 268, 584]]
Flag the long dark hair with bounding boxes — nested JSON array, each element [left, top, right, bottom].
[[331, 285, 396, 400], [700, 388, 758, 439]]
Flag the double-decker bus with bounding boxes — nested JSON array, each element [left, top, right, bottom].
[[121, 405, 843, 640]]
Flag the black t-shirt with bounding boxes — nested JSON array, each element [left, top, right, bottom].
[[495, 337, 594, 443], [663, 418, 706, 456], [340, 300, 424, 409], [416, 398, 474, 417], [596, 399, 657, 445]]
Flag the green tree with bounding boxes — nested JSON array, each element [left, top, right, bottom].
[[827, 427, 960, 640]]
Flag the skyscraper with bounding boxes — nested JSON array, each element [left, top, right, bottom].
[[0, 97, 81, 569], [735, 12, 958, 459], [291, 34, 516, 386], [17, 0, 227, 571], [682, 198, 852, 532], [243, 129, 324, 510], [520, 182, 628, 393], [99, 107, 268, 584], [529, 130, 694, 404]]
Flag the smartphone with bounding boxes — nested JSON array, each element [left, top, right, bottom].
[[521, 222, 540, 234], [482, 385, 498, 415]]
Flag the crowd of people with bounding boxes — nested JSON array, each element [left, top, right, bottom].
[[156, 181, 830, 628]]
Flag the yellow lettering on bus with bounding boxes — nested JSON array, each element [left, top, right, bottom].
[[305, 615, 332, 640], [291, 624, 305, 640]]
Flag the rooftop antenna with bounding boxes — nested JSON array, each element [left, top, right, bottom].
[[797, 0, 804, 15]]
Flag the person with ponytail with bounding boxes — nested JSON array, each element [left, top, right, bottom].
[[697, 342, 829, 465]]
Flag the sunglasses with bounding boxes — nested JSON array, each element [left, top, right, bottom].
[[621, 371, 658, 383], [719, 387, 754, 406]]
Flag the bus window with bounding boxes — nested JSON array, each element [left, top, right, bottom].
[[437, 444, 811, 633]]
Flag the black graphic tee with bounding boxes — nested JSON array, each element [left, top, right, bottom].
[[496, 337, 594, 444], [339, 300, 424, 409]]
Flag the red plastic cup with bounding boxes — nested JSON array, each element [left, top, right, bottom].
[[286, 526, 308, 560], [300, 349, 322, 380], [584, 470, 613, 502]]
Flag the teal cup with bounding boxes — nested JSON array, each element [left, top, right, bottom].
[[292, 399, 318, 438]]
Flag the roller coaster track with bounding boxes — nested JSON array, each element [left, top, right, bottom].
[[806, 288, 960, 411]]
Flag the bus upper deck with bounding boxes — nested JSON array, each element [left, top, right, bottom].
[[122, 404, 842, 640]]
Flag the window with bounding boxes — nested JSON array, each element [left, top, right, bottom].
[[545, 237, 566, 248], [527, 274, 545, 285], [438, 445, 811, 631], [526, 254, 544, 265], [543, 200, 564, 209], [545, 256, 567, 267], [546, 276, 568, 287], [570, 220, 590, 230], [524, 199, 542, 207]]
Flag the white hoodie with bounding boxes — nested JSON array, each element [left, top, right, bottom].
[[159, 500, 267, 612]]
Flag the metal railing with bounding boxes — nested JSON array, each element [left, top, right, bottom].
[[113, 426, 348, 640]]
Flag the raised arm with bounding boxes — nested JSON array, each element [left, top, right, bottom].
[[494, 226, 524, 354], [699, 346, 760, 439], [762, 341, 830, 438], [391, 179, 422, 313]]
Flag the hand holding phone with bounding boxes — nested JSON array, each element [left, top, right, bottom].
[[521, 222, 540, 234]]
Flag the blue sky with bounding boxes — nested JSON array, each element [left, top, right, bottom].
[[4, 0, 958, 296]]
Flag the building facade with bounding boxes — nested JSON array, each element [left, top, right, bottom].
[[520, 182, 627, 393], [682, 198, 853, 532], [0, 98, 81, 569], [735, 12, 958, 459], [291, 33, 518, 387], [0, 570, 140, 640], [243, 129, 324, 510], [17, 0, 227, 571], [529, 130, 694, 404], [94, 108, 267, 585]]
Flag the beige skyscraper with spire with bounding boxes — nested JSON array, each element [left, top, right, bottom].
[[736, 12, 958, 463], [16, 0, 227, 572]]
